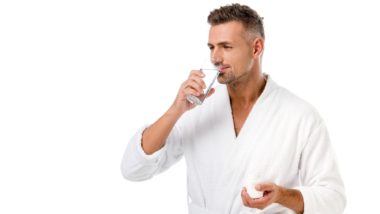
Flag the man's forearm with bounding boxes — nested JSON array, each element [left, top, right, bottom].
[[277, 187, 304, 214], [141, 106, 183, 155]]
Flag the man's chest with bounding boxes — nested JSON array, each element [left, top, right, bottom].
[[231, 104, 253, 137]]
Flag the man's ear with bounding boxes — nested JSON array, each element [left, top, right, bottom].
[[252, 37, 264, 59]]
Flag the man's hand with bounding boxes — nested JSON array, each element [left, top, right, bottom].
[[171, 70, 215, 114], [141, 70, 215, 155], [241, 182, 280, 209], [241, 182, 304, 214]]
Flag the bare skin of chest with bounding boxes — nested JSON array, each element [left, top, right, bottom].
[[231, 105, 252, 136]]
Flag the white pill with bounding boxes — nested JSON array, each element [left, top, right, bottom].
[[244, 179, 264, 199]]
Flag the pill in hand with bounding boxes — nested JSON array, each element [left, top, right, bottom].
[[244, 179, 264, 199]]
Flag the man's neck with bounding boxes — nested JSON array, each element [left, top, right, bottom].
[[227, 72, 267, 107]]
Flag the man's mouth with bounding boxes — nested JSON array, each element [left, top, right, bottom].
[[217, 65, 229, 73]]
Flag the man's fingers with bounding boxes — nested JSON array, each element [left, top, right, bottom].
[[184, 88, 200, 97], [241, 187, 260, 208], [190, 75, 206, 89], [188, 70, 206, 88], [241, 188, 249, 206], [206, 88, 215, 98], [189, 70, 205, 78], [252, 194, 271, 205], [256, 182, 274, 191], [185, 79, 204, 95], [241, 186, 275, 210]]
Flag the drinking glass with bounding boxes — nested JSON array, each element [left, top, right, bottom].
[[186, 59, 220, 105]]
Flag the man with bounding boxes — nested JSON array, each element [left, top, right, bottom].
[[121, 4, 346, 214]]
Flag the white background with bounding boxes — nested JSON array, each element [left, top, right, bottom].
[[1, 0, 379, 213]]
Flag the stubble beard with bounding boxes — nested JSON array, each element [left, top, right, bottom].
[[219, 70, 249, 88], [218, 72, 233, 85]]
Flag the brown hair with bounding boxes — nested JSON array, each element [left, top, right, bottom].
[[207, 3, 265, 39]]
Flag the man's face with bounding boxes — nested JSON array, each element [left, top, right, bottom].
[[208, 21, 256, 85]]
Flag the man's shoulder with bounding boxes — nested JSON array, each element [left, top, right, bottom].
[[274, 85, 313, 109], [270, 81, 322, 123]]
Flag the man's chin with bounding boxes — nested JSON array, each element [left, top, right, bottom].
[[218, 79, 232, 85], [217, 75, 230, 85]]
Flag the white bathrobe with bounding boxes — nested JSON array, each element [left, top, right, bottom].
[[121, 76, 346, 214]]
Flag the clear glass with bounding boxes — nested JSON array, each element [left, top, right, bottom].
[[186, 59, 220, 105]]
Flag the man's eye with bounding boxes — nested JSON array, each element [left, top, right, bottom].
[[224, 46, 232, 49], [209, 47, 214, 50]]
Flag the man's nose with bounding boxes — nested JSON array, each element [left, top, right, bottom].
[[211, 50, 223, 65]]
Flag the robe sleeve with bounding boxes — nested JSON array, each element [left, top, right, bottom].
[[120, 124, 184, 181], [295, 121, 346, 214]]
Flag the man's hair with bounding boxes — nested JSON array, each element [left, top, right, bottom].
[[207, 3, 265, 39]]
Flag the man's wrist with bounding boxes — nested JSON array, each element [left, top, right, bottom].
[[276, 186, 286, 204], [167, 105, 184, 120], [276, 187, 304, 214]]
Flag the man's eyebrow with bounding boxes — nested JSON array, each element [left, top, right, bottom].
[[207, 41, 232, 47]]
